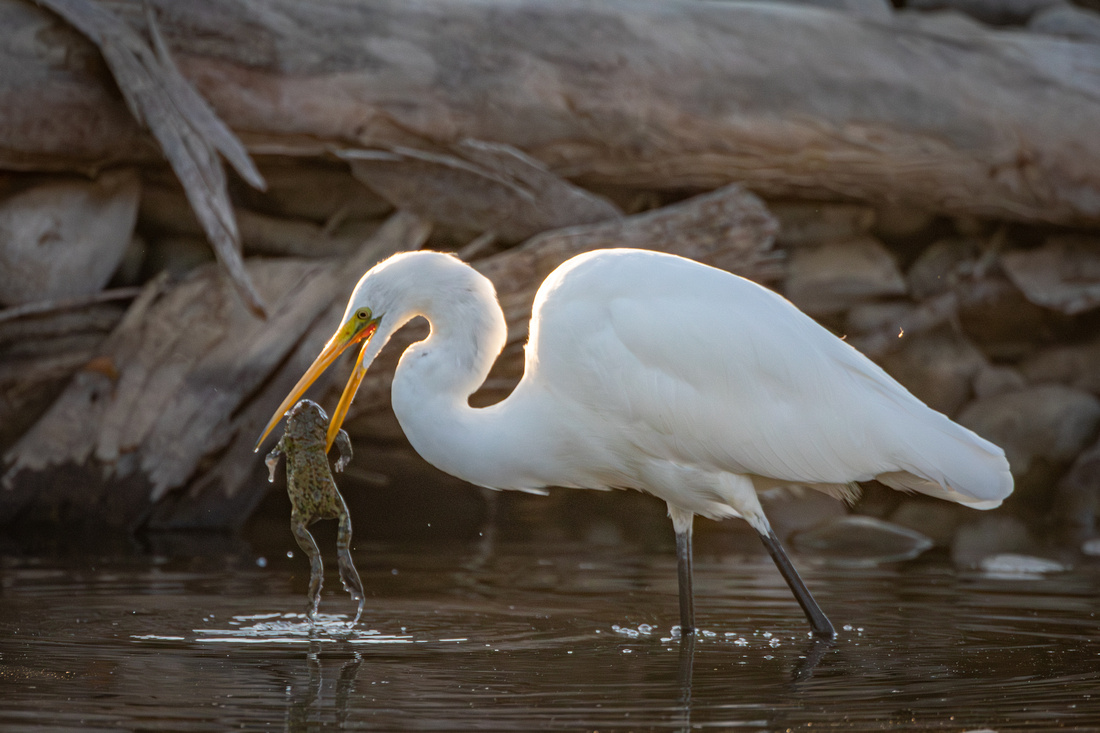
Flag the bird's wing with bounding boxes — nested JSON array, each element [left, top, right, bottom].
[[532, 251, 1009, 505]]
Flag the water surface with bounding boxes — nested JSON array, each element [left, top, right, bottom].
[[2, 519, 1098, 731]]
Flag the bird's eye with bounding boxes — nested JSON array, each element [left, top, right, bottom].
[[356, 308, 371, 321]]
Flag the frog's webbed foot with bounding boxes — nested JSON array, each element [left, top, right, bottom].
[[336, 509, 365, 628], [333, 429, 353, 473], [291, 515, 324, 622], [265, 439, 285, 483]]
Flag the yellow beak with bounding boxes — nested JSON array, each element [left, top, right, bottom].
[[255, 319, 377, 453]]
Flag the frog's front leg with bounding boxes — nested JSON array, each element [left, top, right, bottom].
[[265, 438, 286, 483], [290, 513, 324, 622], [333, 491, 365, 627], [333, 428, 353, 473]]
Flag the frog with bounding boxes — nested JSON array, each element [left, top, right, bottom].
[[265, 398, 365, 627]]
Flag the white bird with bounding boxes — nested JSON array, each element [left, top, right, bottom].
[[257, 248, 1013, 638]]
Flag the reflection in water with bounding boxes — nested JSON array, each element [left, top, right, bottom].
[[285, 643, 363, 731], [2, 536, 1100, 730]]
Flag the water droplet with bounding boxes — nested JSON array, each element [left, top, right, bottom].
[[843, 624, 854, 631], [286, 551, 294, 559], [255, 557, 267, 568]]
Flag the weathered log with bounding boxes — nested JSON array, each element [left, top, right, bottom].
[[3, 0, 1100, 226], [29, 0, 268, 315], [342, 140, 622, 243], [0, 168, 139, 305], [0, 213, 428, 528]]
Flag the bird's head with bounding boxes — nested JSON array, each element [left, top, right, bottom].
[[255, 269, 387, 453], [255, 251, 489, 453]]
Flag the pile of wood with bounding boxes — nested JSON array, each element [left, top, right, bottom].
[[1, 0, 1098, 543]]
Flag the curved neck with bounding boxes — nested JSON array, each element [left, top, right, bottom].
[[384, 269, 550, 491]]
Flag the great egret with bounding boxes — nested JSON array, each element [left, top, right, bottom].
[[257, 248, 1013, 638]]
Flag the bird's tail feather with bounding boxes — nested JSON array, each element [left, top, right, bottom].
[[878, 413, 1013, 509]]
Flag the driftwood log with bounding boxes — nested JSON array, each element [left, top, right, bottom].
[[2, 0, 1100, 537], [0, 186, 777, 529], [2, 0, 1099, 228]]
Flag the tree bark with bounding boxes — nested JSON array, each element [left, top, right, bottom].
[[2, 0, 1099, 226]]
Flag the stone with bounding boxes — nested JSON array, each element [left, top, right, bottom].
[[141, 236, 215, 279], [1055, 438, 1100, 530], [872, 204, 935, 241], [771, 202, 876, 248], [880, 326, 987, 416], [957, 385, 1100, 499], [1029, 3, 1100, 41], [957, 278, 1049, 361], [845, 302, 917, 335], [951, 514, 1034, 567], [973, 364, 1027, 399], [889, 499, 966, 547], [791, 515, 934, 566], [760, 486, 850, 540], [1001, 235, 1100, 315], [0, 169, 140, 306], [1020, 336, 1100, 396], [784, 237, 907, 316], [906, 237, 981, 299]]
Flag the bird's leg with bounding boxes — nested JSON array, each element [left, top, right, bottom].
[[668, 504, 696, 636], [757, 526, 835, 639]]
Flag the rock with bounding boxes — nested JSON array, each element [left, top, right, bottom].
[[979, 553, 1068, 577], [0, 169, 140, 306], [845, 301, 918, 335], [760, 486, 849, 540], [906, 0, 1062, 25], [906, 237, 981, 299], [1029, 3, 1100, 41], [791, 515, 934, 566], [957, 385, 1100, 500], [771, 202, 876, 248], [951, 514, 1034, 567], [1020, 336, 1100, 395], [957, 277, 1049, 361], [871, 204, 936, 242], [889, 499, 966, 547], [1001, 236, 1100, 315], [784, 237, 907, 316], [973, 364, 1027, 399], [110, 235, 147, 289], [1055, 438, 1100, 530], [880, 326, 986, 416], [142, 236, 215, 280]]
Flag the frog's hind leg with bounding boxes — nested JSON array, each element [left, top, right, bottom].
[[334, 495, 365, 627], [291, 514, 324, 623]]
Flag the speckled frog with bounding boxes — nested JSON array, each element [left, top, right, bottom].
[[266, 399, 365, 627]]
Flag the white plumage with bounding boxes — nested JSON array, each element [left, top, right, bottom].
[[259, 248, 1013, 638]]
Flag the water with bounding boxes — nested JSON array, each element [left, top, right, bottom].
[[2, 520, 1099, 731]]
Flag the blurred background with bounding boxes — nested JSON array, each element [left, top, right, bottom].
[[1, 0, 1099, 569]]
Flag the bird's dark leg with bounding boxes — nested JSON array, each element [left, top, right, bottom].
[[668, 505, 696, 636], [758, 527, 835, 639]]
